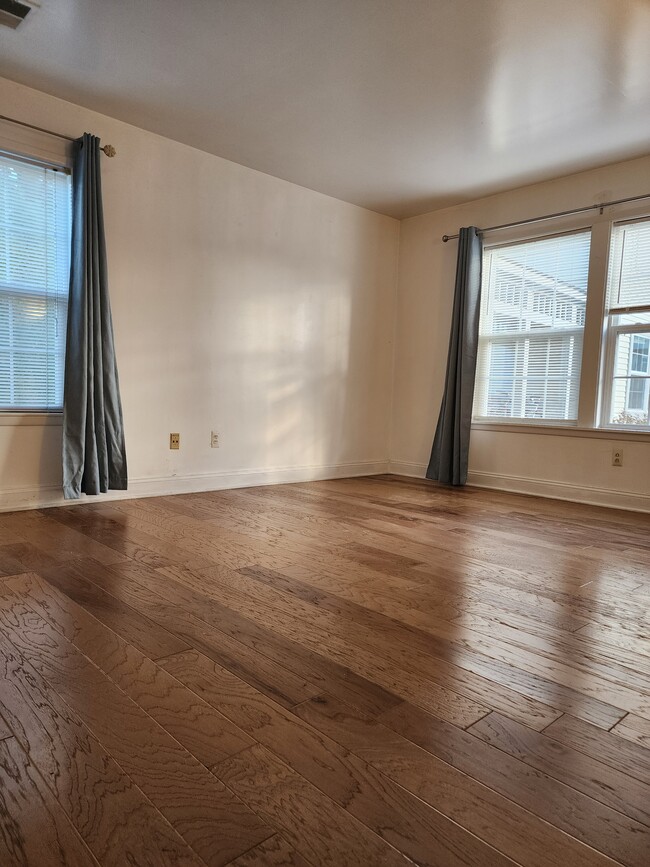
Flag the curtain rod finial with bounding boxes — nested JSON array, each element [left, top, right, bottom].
[[101, 144, 116, 158], [442, 235, 449, 243]]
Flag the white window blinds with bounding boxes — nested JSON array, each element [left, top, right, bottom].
[[607, 219, 650, 311], [473, 231, 591, 422], [0, 152, 71, 410]]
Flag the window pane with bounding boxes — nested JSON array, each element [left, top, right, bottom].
[[628, 378, 648, 411], [608, 330, 650, 427], [631, 335, 649, 373], [474, 231, 590, 422], [0, 153, 71, 410], [607, 219, 650, 310]]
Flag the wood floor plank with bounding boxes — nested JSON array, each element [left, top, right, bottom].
[[216, 743, 445, 867], [66, 554, 395, 716], [203, 562, 624, 730], [0, 510, 126, 568], [542, 713, 650, 784], [6, 572, 255, 768], [0, 542, 61, 576], [222, 563, 626, 729], [450, 612, 650, 695], [37, 560, 190, 661], [226, 835, 309, 867], [292, 693, 622, 867], [611, 713, 650, 748], [0, 712, 11, 740], [0, 628, 206, 867], [51, 505, 261, 572], [1, 477, 648, 866], [380, 701, 650, 867], [160, 649, 518, 867], [149, 564, 403, 718], [43, 558, 321, 709], [468, 712, 650, 826], [240, 564, 562, 731], [0, 737, 99, 867], [0, 597, 273, 867], [173, 563, 490, 727]]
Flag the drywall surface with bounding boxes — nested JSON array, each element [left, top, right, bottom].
[[0, 77, 399, 510], [391, 153, 650, 511]]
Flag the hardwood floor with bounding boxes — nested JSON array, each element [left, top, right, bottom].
[[0, 475, 649, 866]]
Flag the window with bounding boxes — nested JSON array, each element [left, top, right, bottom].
[[0, 152, 71, 411], [473, 231, 591, 422], [603, 219, 650, 430], [473, 211, 650, 435]]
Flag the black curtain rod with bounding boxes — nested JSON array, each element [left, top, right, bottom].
[[0, 113, 116, 157], [441, 191, 650, 242]]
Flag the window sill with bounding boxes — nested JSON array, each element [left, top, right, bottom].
[[471, 421, 650, 442], [0, 412, 63, 427]]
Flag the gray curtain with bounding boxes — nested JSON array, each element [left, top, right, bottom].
[[426, 227, 482, 486], [62, 133, 127, 499]]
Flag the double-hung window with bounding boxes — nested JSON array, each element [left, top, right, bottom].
[[473, 231, 590, 422], [603, 219, 650, 430], [0, 151, 72, 411], [473, 210, 650, 435]]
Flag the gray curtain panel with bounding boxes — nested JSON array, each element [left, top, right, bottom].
[[426, 226, 482, 486], [62, 133, 127, 499]]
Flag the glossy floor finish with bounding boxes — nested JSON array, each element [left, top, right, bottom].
[[0, 475, 649, 866]]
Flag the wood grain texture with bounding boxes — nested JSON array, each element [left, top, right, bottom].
[[0, 475, 648, 866], [5, 572, 255, 768], [0, 736, 99, 867], [226, 835, 309, 866], [468, 712, 650, 826], [612, 713, 650, 748], [0, 598, 272, 867], [161, 649, 517, 867], [529, 712, 650, 787], [292, 693, 621, 867], [380, 701, 650, 867], [216, 743, 422, 867], [0, 628, 205, 867]]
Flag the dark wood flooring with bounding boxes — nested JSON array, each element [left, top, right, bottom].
[[0, 475, 649, 866]]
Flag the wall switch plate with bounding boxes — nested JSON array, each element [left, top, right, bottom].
[[211, 431, 220, 448], [170, 433, 180, 450], [612, 448, 623, 467]]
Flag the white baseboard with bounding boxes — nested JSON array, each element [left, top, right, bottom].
[[0, 460, 390, 513], [5, 458, 648, 514], [387, 460, 428, 478], [466, 470, 650, 513], [388, 461, 650, 513]]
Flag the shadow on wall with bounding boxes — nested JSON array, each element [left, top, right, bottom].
[[153, 235, 391, 476]]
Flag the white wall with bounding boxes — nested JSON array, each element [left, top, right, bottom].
[[391, 154, 650, 511], [0, 77, 400, 510], [3, 76, 649, 513]]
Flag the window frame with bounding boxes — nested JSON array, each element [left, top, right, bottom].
[[601, 323, 650, 432], [473, 225, 592, 428], [0, 135, 73, 421], [472, 201, 650, 438]]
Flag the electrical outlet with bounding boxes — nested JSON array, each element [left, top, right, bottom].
[[612, 448, 623, 467], [211, 431, 220, 448], [170, 433, 180, 450]]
